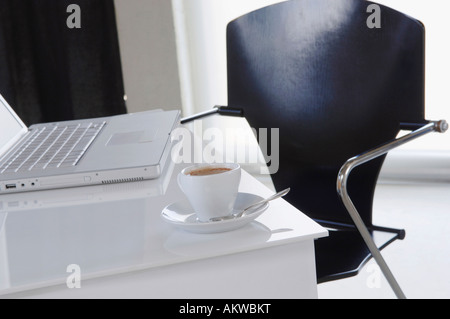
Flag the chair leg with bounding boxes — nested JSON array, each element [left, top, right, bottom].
[[337, 185, 406, 299], [337, 120, 447, 299]]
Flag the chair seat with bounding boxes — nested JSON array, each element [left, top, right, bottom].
[[315, 226, 405, 283]]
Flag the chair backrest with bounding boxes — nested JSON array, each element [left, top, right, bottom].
[[226, 0, 425, 226]]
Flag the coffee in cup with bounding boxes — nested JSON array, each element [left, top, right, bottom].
[[177, 163, 241, 222], [187, 167, 232, 176]]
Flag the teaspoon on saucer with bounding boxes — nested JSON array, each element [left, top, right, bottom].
[[209, 188, 290, 222]]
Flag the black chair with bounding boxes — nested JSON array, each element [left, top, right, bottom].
[[181, 0, 447, 298]]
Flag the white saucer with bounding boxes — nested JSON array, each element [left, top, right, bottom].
[[161, 192, 269, 234]]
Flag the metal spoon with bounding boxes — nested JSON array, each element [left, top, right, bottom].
[[209, 188, 290, 222]]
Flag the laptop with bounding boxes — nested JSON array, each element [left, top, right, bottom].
[[0, 94, 180, 194]]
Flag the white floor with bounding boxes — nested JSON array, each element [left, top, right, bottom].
[[317, 181, 450, 299]]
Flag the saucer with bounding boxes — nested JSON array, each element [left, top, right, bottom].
[[161, 192, 269, 234]]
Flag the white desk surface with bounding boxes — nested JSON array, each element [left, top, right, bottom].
[[0, 161, 327, 297]]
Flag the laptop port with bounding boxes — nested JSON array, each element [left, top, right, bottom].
[[5, 184, 17, 189]]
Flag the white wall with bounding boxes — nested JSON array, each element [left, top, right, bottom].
[[173, 0, 450, 152], [114, 0, 182, 113], [374, 0, 450, 151]]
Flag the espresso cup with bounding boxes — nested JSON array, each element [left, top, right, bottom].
[[177, 163, 241, 222]]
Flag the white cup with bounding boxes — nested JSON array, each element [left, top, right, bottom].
[[177, 163, 241, 222]]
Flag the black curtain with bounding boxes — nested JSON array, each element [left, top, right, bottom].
[[0, 0, 127, 126]]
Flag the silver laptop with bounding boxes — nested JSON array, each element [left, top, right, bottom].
[[0, 94, 180, 194]]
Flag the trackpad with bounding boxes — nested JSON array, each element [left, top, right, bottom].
[[107, 130, 157, 146]]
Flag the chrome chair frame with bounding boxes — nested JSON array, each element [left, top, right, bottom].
[[337, 120, 448, 299]]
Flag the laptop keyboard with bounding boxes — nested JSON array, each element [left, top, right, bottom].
[[0, 121, 106, 174]]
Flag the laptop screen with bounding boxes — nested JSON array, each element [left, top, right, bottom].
[[0, 95, 27, 157]]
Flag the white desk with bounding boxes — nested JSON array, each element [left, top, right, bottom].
[[0, 160, 327, 299]]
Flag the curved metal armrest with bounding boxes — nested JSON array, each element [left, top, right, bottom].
[[336, 120, 448, 299], [180, 106, 244, 124]]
